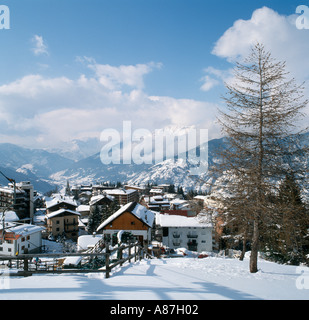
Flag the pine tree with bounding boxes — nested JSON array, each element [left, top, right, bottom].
[[262, 172, 309, 264], [216, 43, 308, 272], [87, 205, 102, 234]]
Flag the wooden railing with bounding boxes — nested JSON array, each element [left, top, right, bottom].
[[0, 242, 148, 278]]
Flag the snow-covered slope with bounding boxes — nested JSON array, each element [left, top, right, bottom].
[[1, 254, 308, 300]]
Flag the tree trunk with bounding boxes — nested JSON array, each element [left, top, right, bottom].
[[239, 228, 248, 261], [250, 219, 259, 273]]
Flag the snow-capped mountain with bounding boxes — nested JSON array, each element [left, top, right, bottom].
[[49, 152, 151, 186], [0, 143, 75, 178], [49, 135, 226, 191], [0, 131, 308, 195], [0, 165, 56, 193], [0, 143, 74, 192], [47, 138, 103, 161]]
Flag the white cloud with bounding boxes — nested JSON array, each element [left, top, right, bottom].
[[200, 67, 234, 91], [81, 58, 162, 90], [212, 7, 309, 82], [200, 76, 220, 92], [211, 7, 309, 120], [31, 35, 49, 56], [0, 62, 220, 149]]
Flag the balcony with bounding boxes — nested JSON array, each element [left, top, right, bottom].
[[173, 233, 180, 238], [187, 234, 198, 239]]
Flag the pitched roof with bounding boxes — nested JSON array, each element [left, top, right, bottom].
[[96, 202, 155, 231], [46, 208, 80, 219], [89, 194, 114, 206], [46, 197, 77, 209], [0, 222, 44, 240]]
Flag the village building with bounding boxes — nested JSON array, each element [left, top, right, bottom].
[[45, 208, 80, 241], [155, 213, 213, 253], [104, 189, 139, 206], [45, 196, 78, 214], [0, 181, 34, 220], [76, 204, 90, 217], [96, 201, 155, 244], [92, 185, 139, 205], [142, 195, 170, 212], [89, 193, 114, 207], [0, 222, 44, 256]]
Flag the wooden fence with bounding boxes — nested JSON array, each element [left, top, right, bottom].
[[0, 242, 148, 278]]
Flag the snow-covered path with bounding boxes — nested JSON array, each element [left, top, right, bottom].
[[0, 256, 308, 300]]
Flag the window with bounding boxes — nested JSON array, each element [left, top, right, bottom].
[[21, 237, 25, 242], [27, 235, 30, 240], [131, 221, 135, 225], [163, 227, 169, 237], [0, 247, 3, 251], [56, 228, 60, 232], [8, 248, 11, 252], [56, 220, 60, 224]]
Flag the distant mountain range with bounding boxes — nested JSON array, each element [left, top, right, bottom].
[[0, 136, 226, 193], [0, 132, 308, 195], [0, 143, 74, 193]]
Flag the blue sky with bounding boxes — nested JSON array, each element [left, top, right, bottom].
[[0, 0, 308, 151]]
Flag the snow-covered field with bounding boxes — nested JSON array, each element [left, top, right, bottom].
[[0, 254, 308, 300]]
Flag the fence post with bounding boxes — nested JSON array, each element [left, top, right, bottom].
[[105, 242, 110, 279], [134, 244, 137, 262], [128, 243, 131, 263], [24, 258, 28, 273], [24, 249, 28, 273], [119, 246, 123, 266]]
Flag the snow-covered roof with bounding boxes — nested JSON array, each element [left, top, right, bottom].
[[76, 205, 90, 212], [45, 196, 77, 209], [0, 186, 25, 194], [0, 210, 19, 222], [77, 234, 103, 251], [150, 189, 163, 194], [33, 210, 47, 224], [46, 208, 80, 219], [105, 188, 137, 195], [144, 196, 170, 204], [0, 222, 44, 235], [97, 202, 156, 231], [89, 194, 114, 206], [156, 213, 212, 228]]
